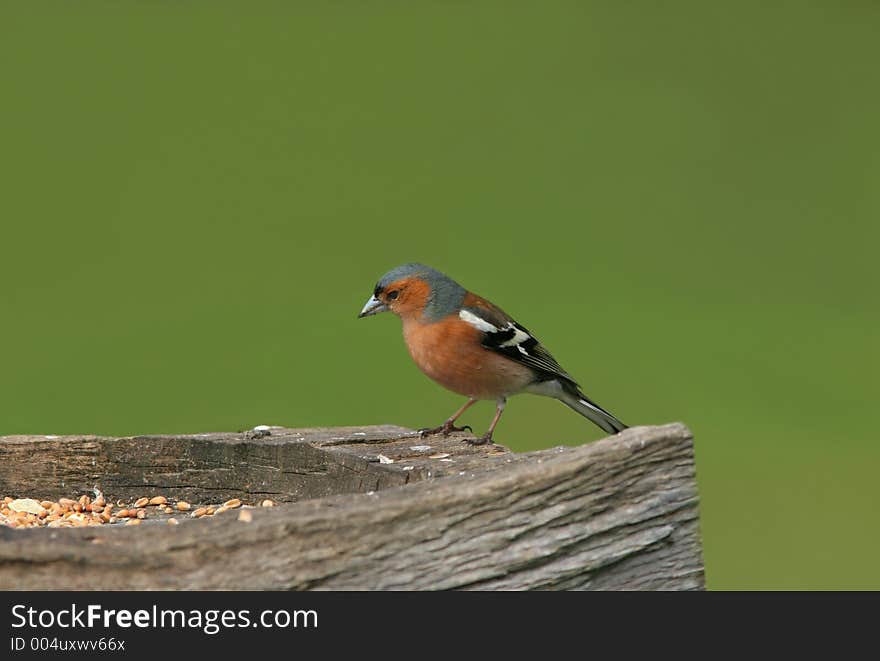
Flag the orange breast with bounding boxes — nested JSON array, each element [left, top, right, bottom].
[[402, 316, 534, 400]]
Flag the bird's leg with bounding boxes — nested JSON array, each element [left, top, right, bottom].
[[467, 397, 506, 446], [419, 398, 477, 437]]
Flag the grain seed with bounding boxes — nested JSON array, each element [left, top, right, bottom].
[[9, 498, 43, 514]]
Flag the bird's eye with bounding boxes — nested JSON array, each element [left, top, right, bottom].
[[387, 290, 399, 301]]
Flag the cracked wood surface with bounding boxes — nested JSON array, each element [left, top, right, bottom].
[[0, 422, 703, 590], [0, 425, 517, 503]]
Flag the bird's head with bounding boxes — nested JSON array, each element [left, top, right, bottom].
[[358, 263, 466, 322]]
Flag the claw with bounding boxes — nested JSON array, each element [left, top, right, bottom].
[[464, 433, 493, 446], [419, 422, 472, 438]]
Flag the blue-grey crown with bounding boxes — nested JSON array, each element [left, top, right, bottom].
[[375, 263, 466, 321]]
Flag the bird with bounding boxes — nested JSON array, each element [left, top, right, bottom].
[[358, 263, 628, 445]]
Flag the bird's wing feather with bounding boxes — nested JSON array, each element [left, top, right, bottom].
[[458, 296, 575, 384]]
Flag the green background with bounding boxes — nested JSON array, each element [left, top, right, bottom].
[[2, 2, 878, 589]]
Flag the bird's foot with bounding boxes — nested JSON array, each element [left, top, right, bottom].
[[418, 421, 473, 438], [464, 433, 494, 446]]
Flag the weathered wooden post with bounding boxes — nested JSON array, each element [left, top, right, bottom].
[[0, 423, 703, 589]]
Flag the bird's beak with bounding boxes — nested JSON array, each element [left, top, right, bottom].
[[358, 294, 389, 318]]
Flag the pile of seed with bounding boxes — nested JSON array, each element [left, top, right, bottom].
[[0, 493, 276, 529]]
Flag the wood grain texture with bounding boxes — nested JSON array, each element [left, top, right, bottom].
[[0, 423, 703, 590]]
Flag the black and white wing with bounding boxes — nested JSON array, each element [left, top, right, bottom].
[[458, 304, 575, 384], [458, 300, 628, 434]]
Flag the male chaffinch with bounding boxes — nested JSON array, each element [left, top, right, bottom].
[[359, 263, 628, 445]]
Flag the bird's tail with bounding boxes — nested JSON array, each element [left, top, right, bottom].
[[558, 381, 628, 435]]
